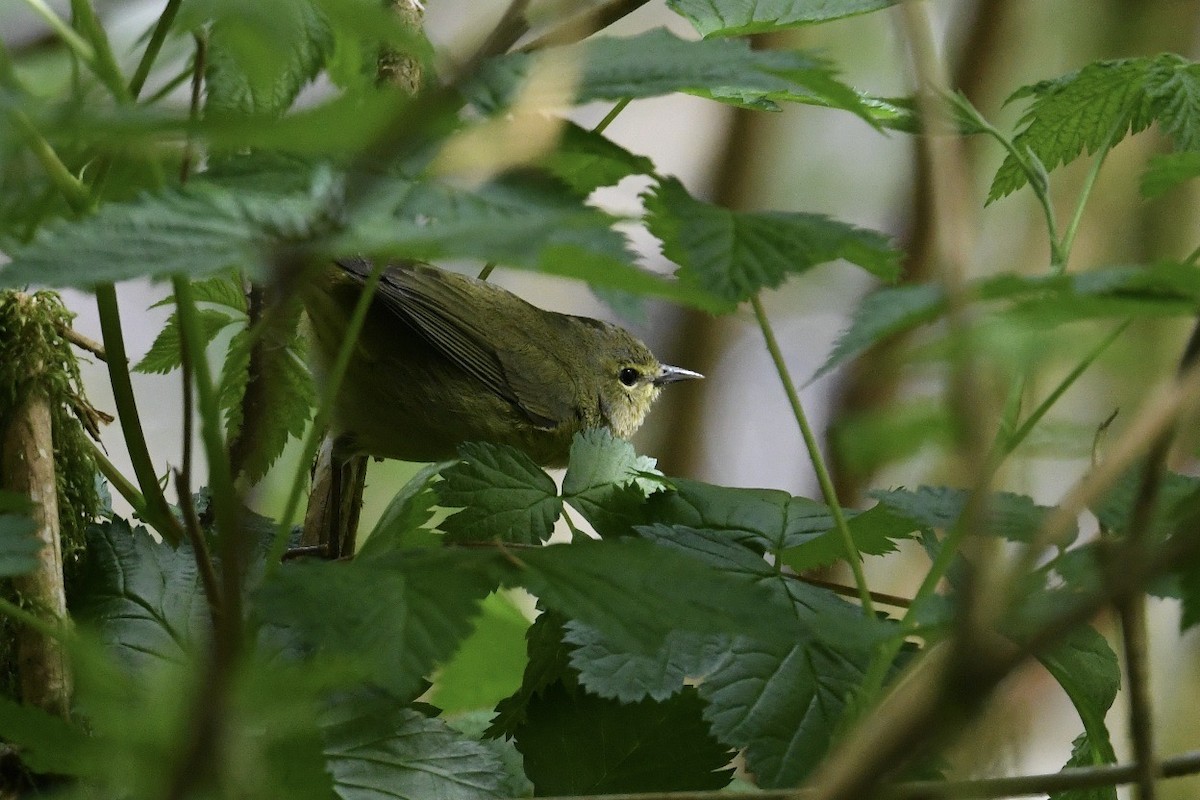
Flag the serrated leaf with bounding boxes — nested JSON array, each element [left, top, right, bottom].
[[871, 486, 1077, 545], [323, 707, 506, 800], [669, 0, 897, 37], [508, 538, 801, 654], [218, 309, 315, 483], [812, 283, 945, 380], [779, 502, 919, 571], [148, 273, 248, 311], [645, 177, 900, 303], [70, 518, 211, 673], [0, 184, 329, 289], [562, 429, 662, 538], [360, 462, 448, 556], [468, 28, 871, 121], [134, 308, 237, 374], [1035, 624, 1120, 745], [255, 548, 497, 699], [564, 622, 726, 703], [989, 54, 1200, 201], [438, 442, 562, 545], [0, 510, 40, 576], [1050, 732, 1118, 800], [202, 0, 333, 115], [514, 682, 733, 795], [541, 123, 655, 195], [488, 610, 575, 738]]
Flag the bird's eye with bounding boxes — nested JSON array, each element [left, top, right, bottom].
[[618, 367, 640, 387]]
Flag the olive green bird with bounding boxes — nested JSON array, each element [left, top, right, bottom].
[[303, 258, 702, 466]]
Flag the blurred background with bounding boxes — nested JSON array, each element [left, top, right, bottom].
[[5, 0, 1200, 795]]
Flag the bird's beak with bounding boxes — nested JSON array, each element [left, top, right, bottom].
[[653, 365, 704, 386]]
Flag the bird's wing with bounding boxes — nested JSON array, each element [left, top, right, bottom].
[[335, 258, 568, 428]]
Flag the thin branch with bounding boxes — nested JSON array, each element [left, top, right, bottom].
[[127, 0, 185, 98], [518, 0, 655, 51], [18, 0, 96, 64], [750, 295, 874, 617], [57, 323, 107, 361]]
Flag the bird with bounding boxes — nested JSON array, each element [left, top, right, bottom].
[[302, 257, 702, 466]]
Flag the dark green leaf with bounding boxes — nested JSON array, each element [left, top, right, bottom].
[[70, 518, 210, 673], [0, 509, 40, 577], [645, 177, 900, 303], [438, 442, 562, 545], [508, 538, 801, 653], [779, 502, 919, 571], [256, 548, 498, 699], [669, 0, 897, 37], [562, 429, 662, 538], [514, 682, 733, 795], [323, 707, 506, 800], [488, 610, 575, 738], [134, 308, 237, 374], [469, 28, 871, 120], [1050, 732, 1118, 800], [565, 622, 726, 702], [1035, 624, 1120, 747], [542, 123, 655, 195], [0, 184, 329, 289], [871, 486, 1077, 545], [360, 462, 448, 556]]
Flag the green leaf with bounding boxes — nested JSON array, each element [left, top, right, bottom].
[[514, 682, 733, 795], [564, 622, 726, 703], [134, 308, 237, 374], [438, 442, 562, 545], [323, 706, 506, 800], [645, 177, 900, 303], [871, 486, 1078, 545], [360, 462, 448, 556], [70, 518, 210, 673], [542, 123, 656, 195], [488, 610, 575, 738], [779, 502, 919, 571], [561, 429, 662, 538], [0, 184, 330, 290], [811, 283, 945, 381], [989, 55, 1200, 201], [200, 0, 333, 115], [342, 172, 722, 311], [508, 538, 802, 653], [469, 28, 871, 120], [0, 695, 92, 775], [429, 593, 530, 714], [1050, 732, 1118, 800], [148, 272, 248, 311], [1141, 151, 1200, 197], [255, 548, 497, 700], [669, 0, 897, 37], [0, 505, 40, 577], [1035, 624, 1120, 756], [218, 310, 316, 483], [644, 477, 837, 553]]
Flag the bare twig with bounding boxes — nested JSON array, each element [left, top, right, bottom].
[[57, 323, 106, 361], [518, 0, 655, 51]]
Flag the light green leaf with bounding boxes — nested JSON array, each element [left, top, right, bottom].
[[542, 123, 656, 195], [0, 695, 92, 775], [430, 593, 530, 714], [669, 0, 897, 37], [360, 462, 448, 556], [562, 429, 662, 538], [811, 283, 945, 381], [779, 502, 919, 571], [645, 177, 900, 303], [1050, 732, 1118, 800], [438, 442, 562, 545], [1141, 151, 1200, 197]]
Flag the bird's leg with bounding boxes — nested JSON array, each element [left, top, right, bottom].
[[294, 436, 368, 559]]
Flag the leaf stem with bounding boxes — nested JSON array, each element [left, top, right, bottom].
[[127, 0, 184, 98], [67, 0, 133, 102], [750, 295, 874, 616], [88, 440, 146, 516], [593, 97, 631, 135], [19, 0, 96, 64], [1058, 127, 1118, 269]]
